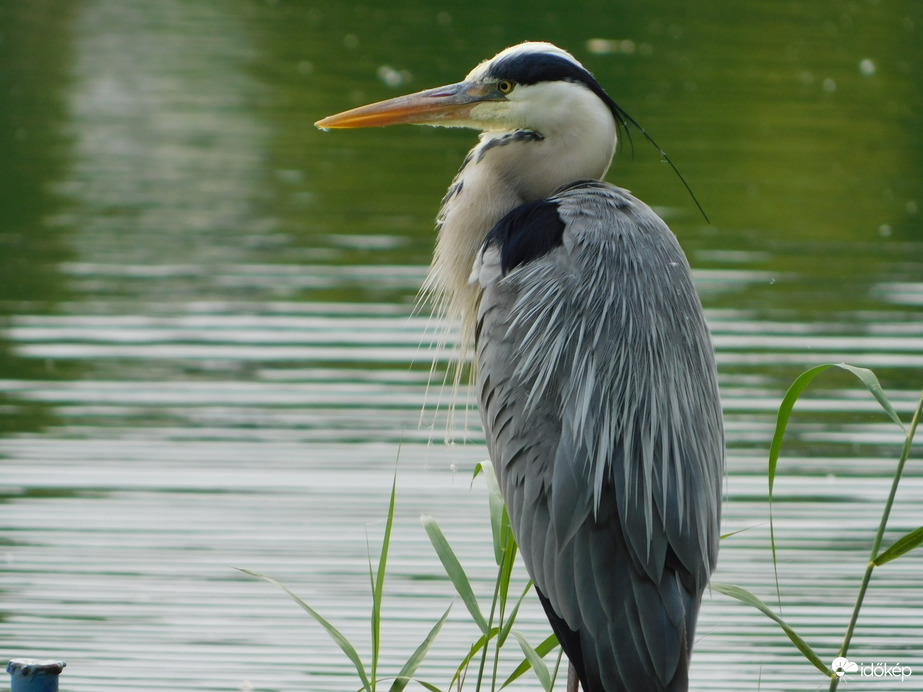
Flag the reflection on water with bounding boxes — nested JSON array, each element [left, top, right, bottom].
[[60, 0, 274, 274], [1, 0, 922, 690]]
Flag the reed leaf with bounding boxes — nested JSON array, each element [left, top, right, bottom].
[[370, 473, 398, 688], [421, 513, 489, 635], [768, 363, 905, 607], [239, 568, 373, 691], [510, 631, 553, 691], [873, 526, 923, 566], [712, 582, 833, 679], [389, 605, 453, 692], [474, 460, 508, 567], [501, 634, 560, 688]]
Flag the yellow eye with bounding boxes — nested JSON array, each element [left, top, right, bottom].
[[497, 79, 514, 94]]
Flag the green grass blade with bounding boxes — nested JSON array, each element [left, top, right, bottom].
[[448, 627, 504, 691], [449, 632, 489, 690], [769, 364, 834, 494], [767, 363, 904, 608], [420, 513, 489, 634], [770, 363, 904, 488], [239, 568, 372, 691], [720, 524, 762, 540], [388, 605, 452, 692], [501, 633, 559, 688], [474, 460, 507, 567], [413, 682, 444, 692], [873, 526, 923, 566], [510, 631, 553, 691], [767, 364, 833, 607], [769, 363, 904, 496], [370, 474, 398, 689], [834, 363, 905, 432], [832, 387, 922, 686], [712, 582, 833, 679], [498, 580, 533, 646], [496, 518, 517, 610]]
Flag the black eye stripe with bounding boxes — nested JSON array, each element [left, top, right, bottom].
[[486, 52, 622, 122], [488, 53, 588, 87]]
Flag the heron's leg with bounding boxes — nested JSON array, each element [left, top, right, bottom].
[[567, 663, 579, 692]]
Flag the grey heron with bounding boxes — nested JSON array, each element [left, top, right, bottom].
[[317, 42, 724, 692]]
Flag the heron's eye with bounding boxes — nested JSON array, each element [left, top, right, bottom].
[[497, 79, 514, 94]]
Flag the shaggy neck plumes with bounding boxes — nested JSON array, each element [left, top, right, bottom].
[[421, 83, 617, 419]]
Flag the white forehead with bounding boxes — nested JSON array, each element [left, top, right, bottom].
[[464, 42, 583, 81]]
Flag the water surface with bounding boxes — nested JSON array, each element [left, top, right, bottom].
[[1, 1, 922, 690]]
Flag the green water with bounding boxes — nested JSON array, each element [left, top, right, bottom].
[[1, 1, 921, 690]]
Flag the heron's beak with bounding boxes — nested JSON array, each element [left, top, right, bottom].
[[315, 81, 492, 129]]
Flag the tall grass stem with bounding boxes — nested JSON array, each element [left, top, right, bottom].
[[829, 386, 923, 691]]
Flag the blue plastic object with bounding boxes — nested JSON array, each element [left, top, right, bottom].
[[6, 660, 66, 692]]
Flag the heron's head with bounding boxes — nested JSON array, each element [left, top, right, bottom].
[[315, 42, 626, 144]]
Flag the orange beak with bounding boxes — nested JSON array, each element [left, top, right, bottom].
[[315, 81, 492, 130]]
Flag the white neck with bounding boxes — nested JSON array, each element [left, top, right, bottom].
[[422, 81, 618, 349]]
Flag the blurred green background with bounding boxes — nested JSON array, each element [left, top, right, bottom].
[[3, 0, 921, 309], [1, 1, 921, 690]]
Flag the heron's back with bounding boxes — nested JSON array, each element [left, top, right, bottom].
[[473, 181, 724, 692]]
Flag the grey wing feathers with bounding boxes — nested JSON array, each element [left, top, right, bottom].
[[474, 182, 724, 692]]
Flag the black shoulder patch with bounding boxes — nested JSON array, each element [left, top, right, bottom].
[[484, 198, 565, 274]]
